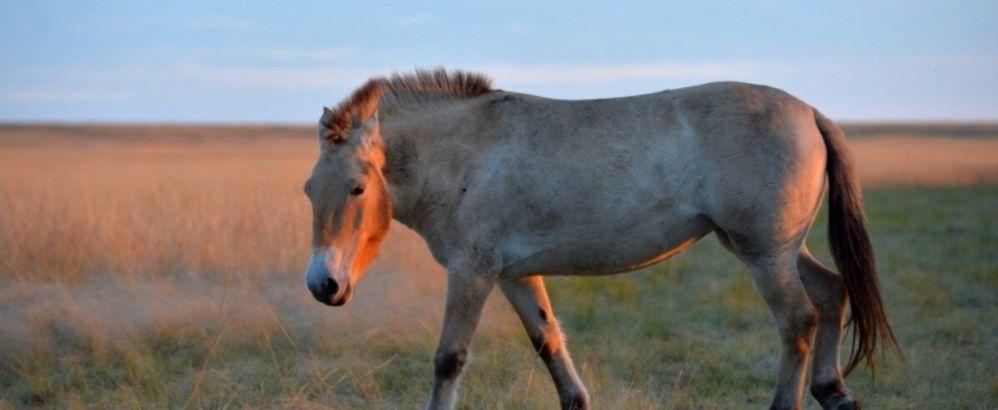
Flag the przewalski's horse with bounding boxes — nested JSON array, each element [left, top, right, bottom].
[[303, 69, 899, 410]]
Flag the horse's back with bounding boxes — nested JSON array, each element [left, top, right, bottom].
[[482, 81, 823, 204]]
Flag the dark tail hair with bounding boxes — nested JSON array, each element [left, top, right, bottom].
[[815, 110, 901, 376]]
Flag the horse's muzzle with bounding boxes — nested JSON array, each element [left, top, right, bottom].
[[309, 277, 350, 306], [306, 250, 351, 306]]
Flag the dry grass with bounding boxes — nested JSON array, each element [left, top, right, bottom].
[[0, 124, 995, 408], [0, 133, 313, 281], [851, 137, 998, 186]]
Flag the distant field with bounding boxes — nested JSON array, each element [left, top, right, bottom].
[[0, 124, 995, 408], [840, 122, 998, 139]]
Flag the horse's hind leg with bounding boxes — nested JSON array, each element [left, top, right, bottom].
[[500, 276, 589, 410], [798, 249, 859, 409], [716, 231, 817, 410]]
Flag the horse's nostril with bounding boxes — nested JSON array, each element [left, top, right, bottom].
[[323, 277, 339, 296]]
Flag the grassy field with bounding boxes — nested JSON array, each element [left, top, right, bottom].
[[0, 125, 996, 409]]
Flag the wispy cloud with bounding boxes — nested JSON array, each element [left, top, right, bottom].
[[482, 61, 766, 84], [398, 12, 431, 28], [185, 16, 256, 31], [0, 88, 132, 103], [170, 61, 370, 89], [239, 47, 352, 62]]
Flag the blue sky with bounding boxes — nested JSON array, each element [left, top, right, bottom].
[[2, 1, 996, 123]]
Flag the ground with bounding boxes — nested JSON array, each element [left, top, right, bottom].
[[0, 124, 995, 409]]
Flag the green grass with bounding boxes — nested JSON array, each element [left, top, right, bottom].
[[1, 186, 995, 409]]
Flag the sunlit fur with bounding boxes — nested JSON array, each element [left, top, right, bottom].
[[306, 109, 391, 305]]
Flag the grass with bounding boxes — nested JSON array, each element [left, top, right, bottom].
[[0, 125, 996, 408]]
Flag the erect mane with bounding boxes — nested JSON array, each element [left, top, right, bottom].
[[321, 69, 494, 142], [380, 68, 493, 108]]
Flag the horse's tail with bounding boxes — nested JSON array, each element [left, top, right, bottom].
[[814, 110, 901, 376]]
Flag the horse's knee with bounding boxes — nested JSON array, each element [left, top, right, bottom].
[[798, 308, 818, 333], [818, 292, 847, 322], [779, 307, 818, 354], [798, 256, 848, 318], [434, 348, 468, 380]]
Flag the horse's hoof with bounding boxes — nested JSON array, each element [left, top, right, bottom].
[[810, 381, 860, 410], [821, 394, 860, 410], [560, 391, 589, 410], [832, 398, 860, 410]]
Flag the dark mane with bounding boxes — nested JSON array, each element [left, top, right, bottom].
[[321, 68, 493, 142], [381, 69, 493, 106]]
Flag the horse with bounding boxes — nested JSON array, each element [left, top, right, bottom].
[[302, 69, 899, 410]]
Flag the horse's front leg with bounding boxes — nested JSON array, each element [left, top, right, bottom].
[[500, 276, 589, 410], [427, 257, 498, 410]]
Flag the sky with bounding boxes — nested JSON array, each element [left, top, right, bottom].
[[1, 1, 996, 123]]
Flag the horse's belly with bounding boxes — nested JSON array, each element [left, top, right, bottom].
[[500, 212, 715, 278]]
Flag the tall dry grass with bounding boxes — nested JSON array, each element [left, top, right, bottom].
[[0, 138, 312, 281], [850, 137, 998, 186]]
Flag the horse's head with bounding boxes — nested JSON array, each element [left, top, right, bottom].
[[304, 104, 391, 306]]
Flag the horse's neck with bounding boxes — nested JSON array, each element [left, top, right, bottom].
[[380, 115, 441, 231], [381, 131, 417, 228], [380, 102, 470, 234]]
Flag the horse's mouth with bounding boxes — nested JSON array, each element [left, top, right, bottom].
[[327, 282, 352, 306]]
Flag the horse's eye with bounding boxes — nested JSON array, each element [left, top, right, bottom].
[[350, 185, 365, 196]]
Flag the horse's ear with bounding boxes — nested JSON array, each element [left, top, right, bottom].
[[362, 111, 380, 142], [352, 86, 380, 131], [364, 111, 379, 130], [351, 109, 378, 132], [320, 106, 334, 128], [350, 111, 363, 130]]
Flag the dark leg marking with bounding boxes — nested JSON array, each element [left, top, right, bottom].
[[529, 333, 559, 362], [434, 349, 467, 380], [538, 307, 548, 321]]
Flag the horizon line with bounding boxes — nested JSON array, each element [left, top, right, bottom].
[[4, 119, 998, 128]]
